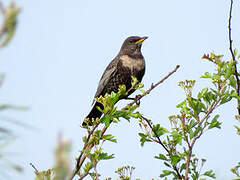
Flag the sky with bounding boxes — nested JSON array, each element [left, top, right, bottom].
[[1, 0, 240, 179]]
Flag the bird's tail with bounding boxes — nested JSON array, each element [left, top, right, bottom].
[[82, 102, 103, 126]]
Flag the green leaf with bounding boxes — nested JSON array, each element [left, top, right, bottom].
[[203, 170, 216, 179], [138, 133, 151, 146], [170, 155, 181, 166], [224, 68, 232, 79], [220, 94, 232, 105], [234, 125, 240, 135], [176, 100, 186, 108], [230, 90, 239, 99], [163, 162, 171, 168], [152, 124, 169, 137], [83, 162, 93, 173], [98, 152, 114, 160], [208, 114, 221, 129], [172, 131, 182, 144], [234, 49, 238, 57], [113, 111, 131, 121], [180, 163, 186, 172], [229, 76, 237, 88], [155, 154, 168, 161], [101, 134, 117, 143], [201, 72, 212, 79], [100, 115, 111, 126], [160, 170, 172, 177], [198, 88, 208, 99]]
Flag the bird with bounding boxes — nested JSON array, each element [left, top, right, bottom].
[[83, 36, 148, 126]]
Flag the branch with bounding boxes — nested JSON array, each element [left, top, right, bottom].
[[141, 115, 183, 179], [69, 65, 180, 180], [228, 0, 240, 114], [141, 115, 168, 152], [126, 65, 180, 108], [29, 163, 39, 173], [68, 122, 100, 180]]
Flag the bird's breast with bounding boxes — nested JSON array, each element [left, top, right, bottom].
[[119, 55, 145, 72]]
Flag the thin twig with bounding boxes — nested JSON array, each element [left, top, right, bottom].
[[126, 65, 180, 108], [141, 115, 183, 179], [30, 163, 39, 173], [228, 0, 240, 114], [141, 115, 168, 152], [68, 122, 100, 180]]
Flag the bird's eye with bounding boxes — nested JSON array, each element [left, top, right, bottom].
[[129, 39, 135, 43]]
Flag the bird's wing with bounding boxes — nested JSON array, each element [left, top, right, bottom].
[[92, 58, 119, 103]]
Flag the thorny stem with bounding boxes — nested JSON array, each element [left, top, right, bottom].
[[228, 0, 240, 114]]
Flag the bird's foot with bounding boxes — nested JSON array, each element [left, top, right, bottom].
[[125, 95, 141, 105], [135, 95, 141, 105], [125, 97, 135, 100]]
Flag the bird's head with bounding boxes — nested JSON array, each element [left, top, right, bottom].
[[119, 36, 148, 57]]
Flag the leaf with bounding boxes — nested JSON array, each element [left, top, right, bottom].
[[155, 154, 168, 161], [152, 124, 169, 137], [163, 162, 171, 168], [100, 115, 111, 127], [101, 134, 117, 143], [160, 170, 172, 177], [220, 94, 232, 105], [172, 131, 182, 144], [113, 111, 131, 121], [98, 152, 114, 160], [83, 162, 93, 172], [229, 76, 237, 88], [201, 72, 212, 79], [197, 88, 208, 99], [138, 133, 151, 146], [203, 170, 216, 179], [208, 114, 221, 129], [230, 90, 239, 99], [234, 125, 240, 135], [180, 163, 186, 172], [176, 100, 186, 108], [170, 155, 181, 166], [234, 49, 238, 57]]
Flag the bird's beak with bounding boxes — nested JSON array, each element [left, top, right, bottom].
[[135, 36, 148, 44]]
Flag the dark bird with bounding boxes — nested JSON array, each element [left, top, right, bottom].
[[83, 36, 148, 126]]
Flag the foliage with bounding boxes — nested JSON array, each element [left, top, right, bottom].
[[32, 137, 71, 180], [0, 1, 20, 48], [115, 165, 136, 180], [138, 52, 238, 180], [0, 1, 23, 178], [32, 49, 240, 180]]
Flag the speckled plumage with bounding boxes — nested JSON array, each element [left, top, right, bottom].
[[83, 36, 147, 126]]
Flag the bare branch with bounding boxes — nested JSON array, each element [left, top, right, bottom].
[[29, 163, 39, 173], [228, 0, 240, 114], [126, 65, 180, 108]]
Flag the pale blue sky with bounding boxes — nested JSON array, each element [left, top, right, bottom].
[[1, 0, 240, 179]]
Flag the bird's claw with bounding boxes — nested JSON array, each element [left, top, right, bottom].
[[135, 95, 141, 105]]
